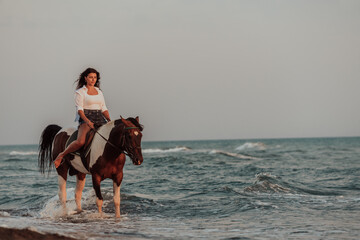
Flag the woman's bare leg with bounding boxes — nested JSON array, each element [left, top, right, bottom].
[[54, 123, 91, 168]]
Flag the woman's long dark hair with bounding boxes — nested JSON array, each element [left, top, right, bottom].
[[75, 68, 101, 89]]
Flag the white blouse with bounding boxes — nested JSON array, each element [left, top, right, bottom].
[[74, 86, 108, 121]]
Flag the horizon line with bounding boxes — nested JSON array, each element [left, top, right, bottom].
[[1, 135, 359, 147]]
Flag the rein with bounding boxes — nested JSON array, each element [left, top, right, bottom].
[[92, 126, 138, 152]]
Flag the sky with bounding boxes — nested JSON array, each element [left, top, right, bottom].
[[0, 0, 359, 145]]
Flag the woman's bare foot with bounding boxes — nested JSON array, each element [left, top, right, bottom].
[[54, 155, 63, 168]]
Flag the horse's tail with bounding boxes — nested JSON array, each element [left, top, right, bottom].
[[38, 124, 62, 174]]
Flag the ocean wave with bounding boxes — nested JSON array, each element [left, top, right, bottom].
[[143, 146, 261, 160], [9, 151, 38, 156], [245, 173, 345, 197], [143, 146, 190, 154], [244, 173, 291, 193], [209, 150, 260, 160], [236, 142, 266, 151]]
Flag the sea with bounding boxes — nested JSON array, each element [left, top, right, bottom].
[[0, 137, 359, 239]]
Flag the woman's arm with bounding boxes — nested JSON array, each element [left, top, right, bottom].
[[78, 110, 94, 129], [102, 110, 111, 122], [98, 89, 110, 121]]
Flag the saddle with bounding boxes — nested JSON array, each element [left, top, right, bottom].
[[65, 129, 96, 171]]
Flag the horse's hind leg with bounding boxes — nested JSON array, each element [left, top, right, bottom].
[[54, 133, 70, 215], [75, 173, 86, 212], [57, 175, 67, 215]]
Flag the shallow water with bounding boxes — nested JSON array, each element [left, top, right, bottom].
[[0, 137, 360, 239]]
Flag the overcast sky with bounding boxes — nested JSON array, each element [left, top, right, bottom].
[[0, 0, 359, 145]]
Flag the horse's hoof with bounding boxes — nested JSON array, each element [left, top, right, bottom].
[[75, 209, 83, 215]]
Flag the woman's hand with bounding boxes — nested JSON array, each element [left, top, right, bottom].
[[87, 120, 95, 129], [102, 110, 111, 122]]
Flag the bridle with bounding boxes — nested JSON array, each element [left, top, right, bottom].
[[93, 126, 140, 157], [121, 127, 142, 159]]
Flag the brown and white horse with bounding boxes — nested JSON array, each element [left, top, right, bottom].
[[38, 117, 143, 218]]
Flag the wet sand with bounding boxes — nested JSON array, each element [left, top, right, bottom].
[[0, 226, 76, 240]]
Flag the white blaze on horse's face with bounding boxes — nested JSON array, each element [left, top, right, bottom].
[[127, 128, 143, 165]]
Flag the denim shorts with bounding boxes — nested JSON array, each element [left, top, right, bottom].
[[79, 109, 107, 127]]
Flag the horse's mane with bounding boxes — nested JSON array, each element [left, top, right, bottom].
[[127, 117, 144, 131], [114, 117, 144, 131]]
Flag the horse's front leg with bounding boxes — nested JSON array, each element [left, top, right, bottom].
[[113, 181, 121, 218], [92, 174, 103, 215], [113, 154, 125, 218], [75, 173, 86, 212]]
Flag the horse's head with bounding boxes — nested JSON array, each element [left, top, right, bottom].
[[118, 116, 144, 165]]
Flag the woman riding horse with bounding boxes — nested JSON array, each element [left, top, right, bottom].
[[54, 68, 111, 168], [39, 68, 144, 218]]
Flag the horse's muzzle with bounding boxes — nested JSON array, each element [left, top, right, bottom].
[[131, 148, 143, 165], [133, 159, 142, 165], [132, 155, 143, 166]]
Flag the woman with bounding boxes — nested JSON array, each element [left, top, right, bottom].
[[54, 68, 111, 168]]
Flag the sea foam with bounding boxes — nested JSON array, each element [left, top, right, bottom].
[[9, 151, 38, 156], [209, 150, 260, 160], [39, 188, 95, 219], [143, 147, 190, 154], [0, 211, 10, 217], [236, 142, 266, 151]]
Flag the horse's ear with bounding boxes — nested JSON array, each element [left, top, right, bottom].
[[136, 116, 139, 122], [120, 115, 127, 124]]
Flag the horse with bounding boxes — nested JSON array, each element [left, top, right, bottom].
[[38, 116, 143, 218]]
